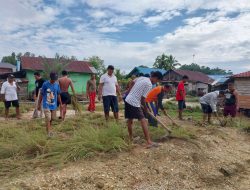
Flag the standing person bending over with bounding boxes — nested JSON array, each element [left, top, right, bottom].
[[146, 84, 172, 116], [200, 90, 225, 124], [176, 75, 189, 120], [33, 72, 45, 118], [86, 74, 97, 112], [0, 74, 21, 120], [38, 72, 62, 136], [98, 65, 122, 120], [224, 83, 239, 118], [58, 70, 75, 120], [125, 71, 163, 148]]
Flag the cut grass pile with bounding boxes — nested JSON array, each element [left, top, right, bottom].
[[1, 112, 194, 179]]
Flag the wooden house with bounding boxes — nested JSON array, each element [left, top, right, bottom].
[[232, 71, 250, 95], [163, 69, 214, 96], [0, 62, 16, 74]]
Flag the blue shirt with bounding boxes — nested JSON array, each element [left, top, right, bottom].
[[41, 81, 61, 110]]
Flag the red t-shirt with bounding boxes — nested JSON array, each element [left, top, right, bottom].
[[176, 81, 185, 101]]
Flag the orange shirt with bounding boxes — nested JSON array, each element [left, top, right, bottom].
[[146, 86, 162, 103]]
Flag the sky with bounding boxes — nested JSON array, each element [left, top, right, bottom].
[[0, 0, 250, 74]]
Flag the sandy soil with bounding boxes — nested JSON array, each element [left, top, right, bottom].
[[1, 117, 249, 190]]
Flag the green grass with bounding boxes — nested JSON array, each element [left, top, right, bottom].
[[0, 102, 33, 117]]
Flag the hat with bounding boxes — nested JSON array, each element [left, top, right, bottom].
[[8, 74, 15, 79], [50, 72, 58, 80]]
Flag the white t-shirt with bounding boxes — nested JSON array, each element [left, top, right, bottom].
[[125, 77, 152, 107], [0, 81, 18, 101], [99, 73, 118, 96], [199, 91, 219, 112]]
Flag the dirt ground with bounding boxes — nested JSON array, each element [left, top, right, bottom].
[[1, 112, 250, 190]]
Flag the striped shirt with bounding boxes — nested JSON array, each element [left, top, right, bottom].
[[125, 77, 152, 107]]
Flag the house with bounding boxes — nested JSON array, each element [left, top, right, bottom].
[[127, 67, 167, 78], [0, 62, 16, 74], [231, 71, 250, 96], [163, 69, 214, 96], [20, 56, 96, 95]]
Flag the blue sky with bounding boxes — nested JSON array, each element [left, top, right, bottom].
[[0, 0, 250, 73]]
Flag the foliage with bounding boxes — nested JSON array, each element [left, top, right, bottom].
[[42, 56, 69, 80], [1, 52, 17, 65], [87, 56, 105, 78], [179, 63, 233, 75], [115, 69, 126, 81], [153, 54, 180, 70]]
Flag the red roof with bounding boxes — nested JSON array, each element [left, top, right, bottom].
[[232, 71, 250, 78], [21, 57, 95, 73], [172, 69, 214, 84]]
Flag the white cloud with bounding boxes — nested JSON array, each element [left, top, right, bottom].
[[0, 0, 250, 74]]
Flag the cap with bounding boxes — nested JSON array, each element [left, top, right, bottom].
[[50, 72, 58, 80], [8, 74, 15, 79]]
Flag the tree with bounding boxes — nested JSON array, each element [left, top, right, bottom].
[[153, 54, 180, 70], [115, 69, 126, 81], [43, 56, 69, 80], [87, 56, 105, 78], [1, 52, 17, 65], [179, 63, 233, 75]]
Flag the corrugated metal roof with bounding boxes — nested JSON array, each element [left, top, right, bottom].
[[21, 57, 95, 74], [232, 71, 250, 78], [169, 69, 214, 84], [209, 75, 230, 86], [0, 62, 16, 69]]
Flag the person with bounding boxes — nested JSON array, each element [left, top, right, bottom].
[[200, 90, 225, 124], [145, 84, 172, 127], [86, 74, 97, 112], [58, 70, 75, 120], [98, 65, 122, 120], [146, 84, 172, 116], [38, 72, 62, 136], [33, 72, 45, 118], [124, 71, 163, 148], [224, 83, 239, 118], [176, 75, 189, 120], [0, 74, 21, 120]]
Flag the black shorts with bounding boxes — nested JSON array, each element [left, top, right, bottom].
[[124, 101, 145, 120], [4, 100, 19, 109], [201, 103, 212, 114], [178, 100, 186, 110], [60, 92, 71, 104], [102, 96, 119, 113]]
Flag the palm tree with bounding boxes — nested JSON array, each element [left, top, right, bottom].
[[153, 54, 180, 70]]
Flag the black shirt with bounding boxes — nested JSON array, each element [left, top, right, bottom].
[[225, 90, 236, 106], [35, 78, 45, 96], [157, 90, 165, 110]]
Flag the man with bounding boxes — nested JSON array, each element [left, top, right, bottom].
[[146, 84, 172, 116], [0, 74, 20, 119], [224, 83, 239, 118], [200, 91, 225, 124], [98, 65, 122, 120], [176, 75, 189, 120], [33, 72, 45, 118], [38, 72, 62, 136], [125, 71, 163, 148], [58, 70, 75, 120], [86, 74, 96, 112]]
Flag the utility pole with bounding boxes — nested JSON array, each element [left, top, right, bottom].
[[192, 54, 195, 63]]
